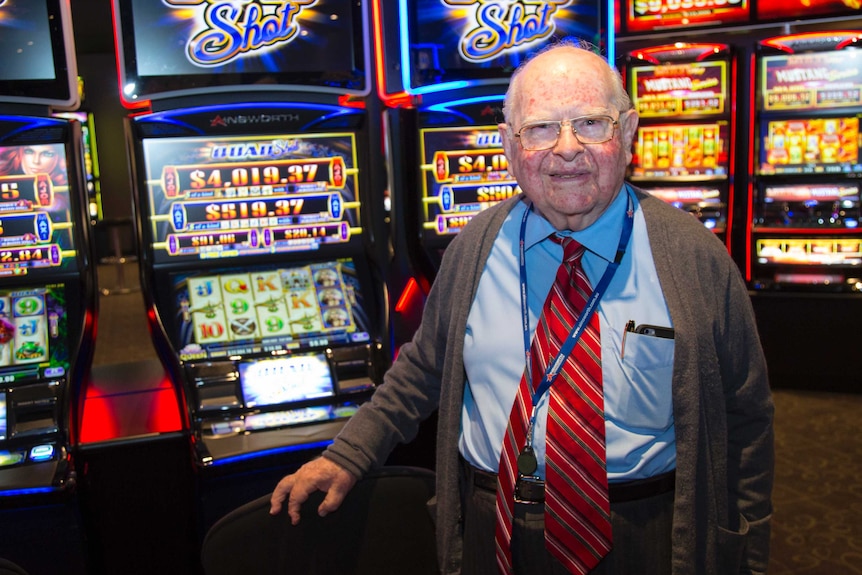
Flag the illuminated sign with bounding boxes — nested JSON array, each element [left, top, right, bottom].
[[401, 0, 599, 94], [113, 0, 369, 104]]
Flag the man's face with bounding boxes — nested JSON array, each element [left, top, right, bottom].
[[21, 145, 59, 176], [499, 49, 638, 231]]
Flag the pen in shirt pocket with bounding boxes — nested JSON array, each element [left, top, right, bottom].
[[620, 319, 635, 359]]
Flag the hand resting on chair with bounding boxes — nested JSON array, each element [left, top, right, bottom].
[[269, 457, 358, 525]]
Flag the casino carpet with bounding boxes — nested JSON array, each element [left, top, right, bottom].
[[87, 262, 862, 574]]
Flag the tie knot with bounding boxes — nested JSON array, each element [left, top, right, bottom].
[[552, 234, 586, 264]]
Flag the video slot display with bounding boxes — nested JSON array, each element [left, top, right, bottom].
[[757, 183, 860, 229], [419, 125, 519, 239], [170, 258, 371, 363], [0, 143, 77, 277], [0, 283, 70, 385], [631, 121, 729, 180], [140, 132, 362, 265], [758, 116, 862, 175]]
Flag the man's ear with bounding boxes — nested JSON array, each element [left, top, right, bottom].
[[498, 122, 519, 179], [620, 109, 639, 147], [497, 122, 518, 160]]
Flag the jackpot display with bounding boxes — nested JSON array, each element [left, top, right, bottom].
[[419, 124, 517, 241], [626, 44, 734, 235], [623, 0, 749, 34], [751, 32, 862, 290], [139, 132, 362, 265]]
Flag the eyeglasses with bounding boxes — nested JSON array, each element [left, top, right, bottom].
[[514, 115, 619, 150]]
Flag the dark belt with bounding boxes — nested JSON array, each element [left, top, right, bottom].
[[469, 464, 676, 504]]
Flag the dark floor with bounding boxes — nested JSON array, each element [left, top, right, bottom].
[[86, 261, 862, 575]]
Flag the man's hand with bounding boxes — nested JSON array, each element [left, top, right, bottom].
[[269, 457, 358, 525]]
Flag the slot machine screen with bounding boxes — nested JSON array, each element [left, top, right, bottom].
[[139, 132, 363, 266], [403, 0, 600, 93], [239, 353, 333, 409], [630, 60, 729, 119], [167, 258, 372, 363], [0, 283, 71, 385], [758, 116, 862, 175], [0, 142, 78, 277], [759, 50, 862, 113], [0, 0, 78, 108], [623, 0, 749, 34], [631, 122, 730, 180], [113, 0, 369, 105], [419, 125, 519, 243]]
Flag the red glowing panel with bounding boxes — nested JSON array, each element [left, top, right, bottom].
[[758, 0, 862, 21]]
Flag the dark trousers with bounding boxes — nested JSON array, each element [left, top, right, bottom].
[[461, 463, 673, 575]]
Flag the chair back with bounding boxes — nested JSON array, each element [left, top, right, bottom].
[[201, 465, 438, 575]]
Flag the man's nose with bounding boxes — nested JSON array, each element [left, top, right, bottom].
[[553, 123, 585, 157]]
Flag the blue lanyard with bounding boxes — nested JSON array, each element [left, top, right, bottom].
[[517, 189, 635, 450]]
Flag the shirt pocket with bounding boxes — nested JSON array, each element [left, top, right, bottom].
[[615, 332, 675, 429]]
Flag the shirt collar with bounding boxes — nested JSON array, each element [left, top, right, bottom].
[[523, 184, 631, 264]]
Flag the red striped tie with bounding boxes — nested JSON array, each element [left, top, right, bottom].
[[495, 235, 611, 575]]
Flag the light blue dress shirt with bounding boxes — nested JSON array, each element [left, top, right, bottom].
[[460, 185, 677, 481]]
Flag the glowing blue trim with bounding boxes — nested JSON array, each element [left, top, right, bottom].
[[208, 439, 334, 467], [399, 0, 412, 93], [425, 94, 506, 113], [607, 0, 616, 64], [0, 486, 56, 497], [145, 101, 354, 122]]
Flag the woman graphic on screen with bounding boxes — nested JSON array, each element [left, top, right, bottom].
[[0, 144, 68, 186]]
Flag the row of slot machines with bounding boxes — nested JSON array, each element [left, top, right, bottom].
[[622, 30, 862, 292]]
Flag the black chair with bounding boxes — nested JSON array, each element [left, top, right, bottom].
[[200, 466, 438, 575], [0, 558, 30, 575]]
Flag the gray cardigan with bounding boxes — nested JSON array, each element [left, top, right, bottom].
[[325, 188, 774, 575]]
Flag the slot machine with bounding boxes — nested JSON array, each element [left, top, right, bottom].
[[374, 0, 609, 349], [624, 44, 736, 245], [111, 0, 390, 532], [0, 1, 95, 573], [372, 0, 607, 469], [749, 31, 862, 292]]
